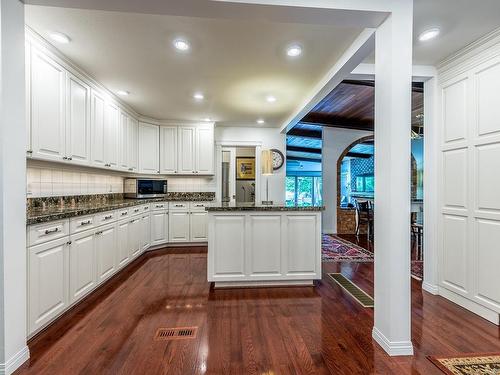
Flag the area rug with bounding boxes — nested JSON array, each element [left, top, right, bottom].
[[428, 353, 500, 375], [411, 260, 423, 281], [322, 235, 374, 262]]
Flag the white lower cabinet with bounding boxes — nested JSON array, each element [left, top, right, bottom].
[[151, 210, 168, 246], [141, 214, 151, 251], [116, 219, 130, 268], [190, 211, 208, 242], [169, 211, 190, 242], [129, 217, 142, 259], [95, 224, 116, 283], [69, 229, 96, 303], [28, 237, 69, 334]]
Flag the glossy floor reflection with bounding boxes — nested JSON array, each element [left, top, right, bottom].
[[15, 247, 500, 375]]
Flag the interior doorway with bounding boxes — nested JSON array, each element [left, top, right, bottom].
[[221, 146, 256, 204]]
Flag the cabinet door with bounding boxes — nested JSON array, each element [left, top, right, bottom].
[[30, 47, 66, 161], [116, 220, 130, 268], [66, 73, 91, 165], [128, 117, 139, 172], [141, 214, 151, 251], [26, 42, 32, 154], [138, 122, 159, 174], [119, 111, 129, 170], [195, 126, 214, 174], [104, 101, 119, 168], [90, 90, 106, 167], [28, 237, 69, 334], [151, 210, 168, 246], [169, 211, 190, 242], [178, 127, 195, 174], [69, 230, 96, 303], [96, 225, 116, 283], [160, 126, 178, 174], [129, 218, 142, 258], [190, 211, 208, 242]]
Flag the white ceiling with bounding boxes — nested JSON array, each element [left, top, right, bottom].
[[25, 5, 362, 127]]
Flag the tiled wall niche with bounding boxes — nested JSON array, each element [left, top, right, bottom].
[[27, 161, 216, 198]]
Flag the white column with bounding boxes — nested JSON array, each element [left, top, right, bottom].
[[0, 0, 30, 373], [372, 0, 414, 356]]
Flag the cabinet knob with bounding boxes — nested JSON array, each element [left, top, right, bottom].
[[68, 157, 73, 161], [62, 156, 68, 160]]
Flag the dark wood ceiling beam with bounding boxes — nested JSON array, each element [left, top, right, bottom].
[[286, 146, 322, 154], [301, 112, 374, 131], [286, 128, 322, 139]]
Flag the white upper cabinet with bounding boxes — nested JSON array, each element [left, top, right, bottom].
[[66, 73, 90, 165], [30, 46, 66, 161], [90, 89, 106, 167], [119, 111, 129, 171], [160, 126, 178, 174], [178, 127, 196, 174], [195, 126, 215, 175], [104, 100, 119, 168], [138, 122, 159, 174], [128, 117, 139, 172]]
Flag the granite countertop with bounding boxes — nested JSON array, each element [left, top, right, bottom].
[[206, 202, 325, 212], [27, 197, 213, 225]]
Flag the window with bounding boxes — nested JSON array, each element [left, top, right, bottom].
[[285, 176, 322, 207]]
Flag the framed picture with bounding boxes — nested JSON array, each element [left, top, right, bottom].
[[236, 157, 256, 180]]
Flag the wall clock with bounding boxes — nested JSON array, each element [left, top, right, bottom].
[[270, 149, 284, 170]]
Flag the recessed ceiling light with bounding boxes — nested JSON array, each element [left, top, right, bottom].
[[117, 90, 129, 96], [418, 28, 440, 42], [173, 38, 190, 51], [266, 95, 277, 103], [286, 44, 302, 57], [257, 119, 265, 124], [49, 32, 71, 44], [193, 92, 204, 100]]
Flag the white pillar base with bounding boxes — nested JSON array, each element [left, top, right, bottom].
[[422, 281, 439, 295], [0, 346, 30, 375], [372, 327, 414, 356]]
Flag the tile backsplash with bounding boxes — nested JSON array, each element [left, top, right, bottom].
[[27, 163, 217, 198]]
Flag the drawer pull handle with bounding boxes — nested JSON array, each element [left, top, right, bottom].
[[80, 220, 92, 226], [175, 204, 183, 207], [44, 228, 59, 235], [67, 241, 72, 245], [96, 231, 103, 235], [121, 212, 128, 216], [104, 215, 113, 220], [156, 205, 163, 208], [134, 209, 139, 212]]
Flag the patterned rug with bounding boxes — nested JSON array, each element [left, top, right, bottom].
[[412, 260, 423, 281], [428, 353, 500, 375], [322, 235, 374, 262]]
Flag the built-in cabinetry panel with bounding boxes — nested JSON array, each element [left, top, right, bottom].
[[138, 122, 160, 174], [66, 73, 91, 165], [69, 229, 96, 303], [160, 126, 177, 174]]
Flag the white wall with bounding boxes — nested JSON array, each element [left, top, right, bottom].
[[0, 0, 30, 372], [322, 127, 373, 233], [215, 127, 286, 203]]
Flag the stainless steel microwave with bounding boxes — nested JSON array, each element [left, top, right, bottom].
[[124, 178, 167, 199]]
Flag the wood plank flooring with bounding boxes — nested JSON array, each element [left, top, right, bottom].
[[15, 245, 500, 375]]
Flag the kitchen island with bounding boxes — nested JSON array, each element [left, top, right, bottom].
[[207, 203, 323, 288]]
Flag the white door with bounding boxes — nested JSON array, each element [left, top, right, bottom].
[[66, 73, 90, 165], [116, 220, 130, 268], [129, 218, 142, 258], [30, 46, 66, 162], [128, 117, 139, 172], [195, 126, 214, 174], [178, 127, 195, 174], [104, 101, 119, 168], [221, 147, 237, 204], [90, 89, 106, 167], [169, 211, 190, 242], [151, 210, 168, 246], [69, 230, 96, 304], [95, 224, 116, 283], [119, 111, 129, 170], [190, 211, 208, 242], [160, 126, 178, 174], [138, 122, 159, 174], [141, 214, 151, 251], [28, 237, 69, 334]]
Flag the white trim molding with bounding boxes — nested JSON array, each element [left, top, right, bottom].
[[0, 346, 30, 375], [422, 282, 439, 295], [372, 327, 414, 356]]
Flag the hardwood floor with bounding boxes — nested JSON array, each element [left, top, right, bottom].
[[15, 246, 500, 375]]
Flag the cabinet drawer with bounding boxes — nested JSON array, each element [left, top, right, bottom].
[[117, 208, 130, 219], [95, 211, 116, 225], [70, 215, 96, 234], [190, 202, 211, 211], [152, 202, 168, 211], [129, 206, 142, 216], [141, 204, 151, 212], [169, 202, 188, 211], [28, 219, 69, 247]]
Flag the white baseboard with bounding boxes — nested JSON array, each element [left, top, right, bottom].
[[0, 345, 30, 375], [439, 287, 499, 325], [372, 327, 414, 356], [422, 281, 439, 295], [214, 280, 314, 289]]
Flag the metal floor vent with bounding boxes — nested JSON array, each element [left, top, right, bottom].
[[328, 273, 374, 308], [155, 327, 198, 341]]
